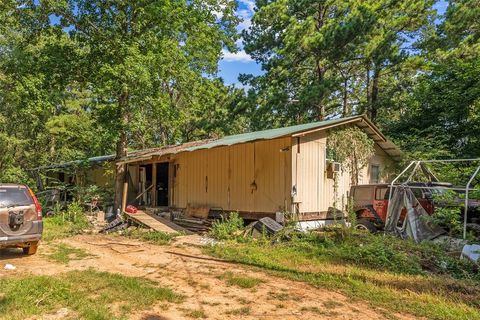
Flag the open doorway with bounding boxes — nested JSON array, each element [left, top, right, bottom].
[[138, 164, 153, 206], [156, 162, 169, 206]]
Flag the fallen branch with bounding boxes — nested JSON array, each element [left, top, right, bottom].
[[109, 247, 145, 254], [86, 241, 141, 247], [165, 251, 236, 264]]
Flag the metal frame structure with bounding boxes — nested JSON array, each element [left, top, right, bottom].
[[389, 159, 480, 239]]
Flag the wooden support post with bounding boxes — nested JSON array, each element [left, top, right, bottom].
[[152, 163, 157, 207], [122, 182, 128, 213]]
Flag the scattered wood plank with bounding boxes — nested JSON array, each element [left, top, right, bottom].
[[124, 210, 191, 234]]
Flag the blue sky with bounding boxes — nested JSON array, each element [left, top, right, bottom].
[[218, 0, 262, 86], [218, 0, 449, 86]]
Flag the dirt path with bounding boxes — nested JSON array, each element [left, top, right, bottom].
[[0, 234, 409, 320]]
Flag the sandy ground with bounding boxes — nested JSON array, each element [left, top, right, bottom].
[[0, 234, 411, 320]]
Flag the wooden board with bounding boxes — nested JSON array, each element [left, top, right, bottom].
[[124, 210, 190, 234]]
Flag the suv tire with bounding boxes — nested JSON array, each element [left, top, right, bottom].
[[23, 242, 38, 255], [355, 219, 377, 233]]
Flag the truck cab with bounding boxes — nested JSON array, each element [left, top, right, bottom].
[[350, 183, 434, 232]]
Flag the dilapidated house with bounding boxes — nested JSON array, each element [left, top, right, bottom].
[[36, 115, 400, 221], [118, 115, 400, 220]]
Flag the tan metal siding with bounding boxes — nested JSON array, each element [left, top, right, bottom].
[[171, 137, 291, 214], [254, 138, 290, 213], [294, 130, 391, 214]]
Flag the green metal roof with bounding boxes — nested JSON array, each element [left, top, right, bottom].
[[32, 154, 116, 171], [35, 115, 401, 169], [185, 115, 363, 152]]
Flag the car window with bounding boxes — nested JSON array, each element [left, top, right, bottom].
[[353, 187, 372, 201], [375, 187, 389, 200], [0, 187, 32, 208]]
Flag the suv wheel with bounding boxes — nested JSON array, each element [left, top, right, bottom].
[[23, 242, 38, 255], [355, 219, 377, 233]]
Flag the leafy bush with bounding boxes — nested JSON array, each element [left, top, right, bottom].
[[209, 212, 244, 240], [428, 190, 463, 236], [292, 231, 479, 280], [43, 203, 90, 241]]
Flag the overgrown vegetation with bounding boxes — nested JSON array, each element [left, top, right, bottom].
[[0, 269, 183, 320], [209, 212, 245, 240], [327, 127, 375, 185], [205, 218, 480, 320], [43, 205, 91, 241]]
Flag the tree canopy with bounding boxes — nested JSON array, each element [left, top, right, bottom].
[[0, 0, 479, 191]]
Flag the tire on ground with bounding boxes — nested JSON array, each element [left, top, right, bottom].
[[355, 219, 377, 233]]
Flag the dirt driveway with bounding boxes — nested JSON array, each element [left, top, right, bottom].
[[0, 234, 406, 320]]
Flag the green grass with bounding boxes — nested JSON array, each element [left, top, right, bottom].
[[44, 243, 96, 264], [219, 271, 264, 289], [121, 228, 180, 245], [204, 232, 480, 320], [42, 215, 91, 241], [0, 269, 183, 320]]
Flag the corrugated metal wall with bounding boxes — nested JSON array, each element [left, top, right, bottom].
[[171, 137, 291, 213]]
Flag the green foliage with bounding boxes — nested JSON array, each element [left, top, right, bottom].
[[327, 127, 375, 184], [240, 0, 435, 126], [205, 232, 480, 320], [0, 269, 183, 319], [428, 190, 463, 236], [43, 214, 90, 241], [210, 212, 245, 240], [0, 0, 240, 185], [74, 184, 114, 205]]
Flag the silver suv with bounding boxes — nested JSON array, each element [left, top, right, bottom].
[[0, 184, 43, 254]]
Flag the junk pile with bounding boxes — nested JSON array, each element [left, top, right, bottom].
[[384, 159, 480, 264], [385, 184, 480, 264], [170, 207, 213, 233], [100, 214, 128, 234], [385, 185, 445, 242], [244, 217, 284, 238]]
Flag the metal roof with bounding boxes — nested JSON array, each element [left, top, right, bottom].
[[119, 115, 401, 163], [184, 115, 362, 152], [34, 115, 401, 170], [31, 154, 116, 171]]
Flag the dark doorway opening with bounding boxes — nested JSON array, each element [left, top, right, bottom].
[[137, 164, 153, 206], [156, 163, 169, 206]]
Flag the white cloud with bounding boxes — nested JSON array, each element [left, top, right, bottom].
[[237, 9, 252, 31], [236, 0, 256, 32], [222, 49, 253, 62], [239, 0, 256, 12]]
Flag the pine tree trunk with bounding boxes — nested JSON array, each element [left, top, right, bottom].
[[342, 77, 349, 116], [370, 68, 380, 123], [113, 90, 129, 212], [316, 60, 325, 120]]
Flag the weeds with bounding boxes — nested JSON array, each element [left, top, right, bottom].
[[44, 243, 96, 264], [182, 309, 207, 319], [0, 269, 183, 319], [225, 306, 251, 316], [43, 214, 90, 241], [219, 271, 264, 289], [210, 212, 244, 240], [204, 231, 480, 320]]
